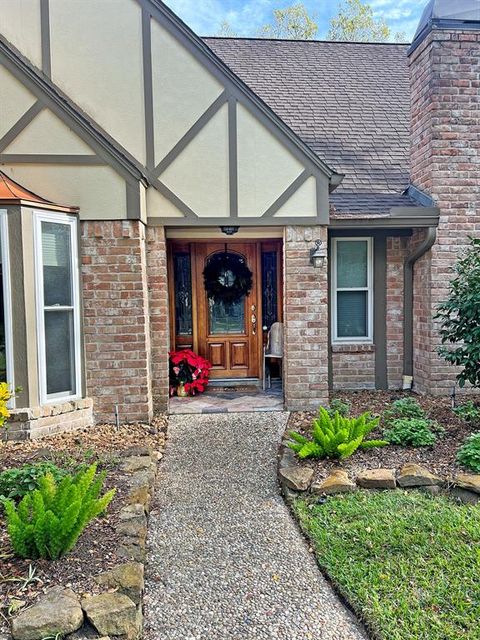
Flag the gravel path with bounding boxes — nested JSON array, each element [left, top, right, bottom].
[[144, 412, 367, 640]]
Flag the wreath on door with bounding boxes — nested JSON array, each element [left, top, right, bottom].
[[203, 252, 253, 304]]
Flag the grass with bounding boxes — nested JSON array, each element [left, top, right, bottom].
[[294, 490, 480, 640]]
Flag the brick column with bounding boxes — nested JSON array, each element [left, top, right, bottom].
[[283, 225, 329, 410], [146, 225, 170, 412], [81, 220, 153, 423], [409, 29, 480, 394]]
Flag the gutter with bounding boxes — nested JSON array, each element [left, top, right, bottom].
[[403, 226, 437, 386]]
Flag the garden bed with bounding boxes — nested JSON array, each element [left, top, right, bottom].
[[287, 390, 475, 481], [0, 419, 166, 635], [295, 490, 480, 640]]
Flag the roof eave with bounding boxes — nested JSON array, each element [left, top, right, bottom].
[[329, 206, 440, 228]]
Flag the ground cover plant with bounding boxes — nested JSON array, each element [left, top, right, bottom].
[[453, 401, 480, 426], [288, 407, 387, 460], [0, 462, 67, 502], [295, 491, 480, 640], [456, 432, 480, 473]]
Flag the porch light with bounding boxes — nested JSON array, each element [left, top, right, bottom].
[[310, 239, 326, 268], [220, 226, 239, 236]]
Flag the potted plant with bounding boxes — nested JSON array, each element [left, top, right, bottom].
[[169, 350, 212, 397]]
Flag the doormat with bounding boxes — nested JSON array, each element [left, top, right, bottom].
[[208, 385, 260, 394]]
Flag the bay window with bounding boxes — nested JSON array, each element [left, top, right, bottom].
[[35, 212, 81, 403], [332, 237, 373, 343], [0, 210, 14, 392]]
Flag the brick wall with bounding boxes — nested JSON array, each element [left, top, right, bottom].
[[409, 29, 480, 394], [81, 220, 153, 423], [283, 225, 329, 410], [146, 225, 170, 412], [331, 345, 375, 390], [386, 236, 408, 389]]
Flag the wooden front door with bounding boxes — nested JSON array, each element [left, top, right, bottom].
[[194, 242, 260, 379]]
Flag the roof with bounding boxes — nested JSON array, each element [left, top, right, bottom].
[[0, 170, 77, 211], [204, 37, 411, 213], [411, 0, 480, 52]]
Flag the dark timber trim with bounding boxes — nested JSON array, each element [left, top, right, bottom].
[[126, 182, 142, 220], [151, 179, 198, 219], [0, 102, 44, 153], [40, 0, 51, 76], [373, 235, 387, 390], [0, 154, 106, 164], [261, 170, 310, 218], [153, 91, 228, 178], [228, 96, 238, 219], [142, 6, 155, 170], [147, 215, 320, 226]]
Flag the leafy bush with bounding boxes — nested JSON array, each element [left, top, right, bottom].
[[456, 432, 480, 473], [383, 397, 425, 423], [384, 418, 438, 447], [288, 407, 388, 460], [436, 237, 480, 388], [0, 462, 67, 501], [3, 463, 115, 560], [453, 400, 480, 426], [326, 398, 351, 418], [0, 382, 12, 434]]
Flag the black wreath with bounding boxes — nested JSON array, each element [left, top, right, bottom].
[[203, 252, 253, 304]]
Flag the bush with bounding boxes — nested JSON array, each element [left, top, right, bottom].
[[326, 398, 351, 418], [384, 418, 438, 447], [456, 432, 480, 473], [288, 407, 388, 460], [436, 237, 480, 388], [383, 397, 425, 423], [453, 400, 480, 426], [3, 463, 115, 560], [0, 382, 12, 435], [0, 462, 67, 501]]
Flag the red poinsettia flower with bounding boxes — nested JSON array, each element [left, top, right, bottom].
[[169, 349, 212, 397]]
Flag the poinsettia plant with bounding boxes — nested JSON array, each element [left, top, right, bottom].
[[169, 349, 212, 396]]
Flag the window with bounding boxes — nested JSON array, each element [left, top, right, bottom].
[[332, 237, 373, 343], [35, 212, 81, 403], [0, 210, 14, 399]]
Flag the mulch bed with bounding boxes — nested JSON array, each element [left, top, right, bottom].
[[287, 390, 476, 482], [0, 418, 167, 633]]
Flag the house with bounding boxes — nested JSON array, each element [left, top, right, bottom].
[[0, 0, 477, 436]]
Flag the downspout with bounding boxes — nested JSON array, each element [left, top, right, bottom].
[[403, 226, 437, 389]]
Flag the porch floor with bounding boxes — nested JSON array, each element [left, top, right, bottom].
[[168, 380, 284, 414]]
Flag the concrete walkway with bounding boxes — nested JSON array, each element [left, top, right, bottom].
[[144, 413, 366, 640]]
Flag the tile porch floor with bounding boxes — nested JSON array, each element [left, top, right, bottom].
[[169, 380, 284, 414]]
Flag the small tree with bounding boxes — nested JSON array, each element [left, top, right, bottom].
[[216, 20, 237, 37], [327, 0, 407, 43], [258, 3, 318, 40], [436, 238, 480, 388]]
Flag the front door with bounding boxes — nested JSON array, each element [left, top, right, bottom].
[[194, 242, 260, 379]]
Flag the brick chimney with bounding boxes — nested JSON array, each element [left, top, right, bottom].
[[408, 0, 480, 394]]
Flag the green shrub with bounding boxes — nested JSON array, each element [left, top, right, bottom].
[[3, 463, 115, 560], [0, 462, 67, 501], [326, 398, 350, 418], [384, 418, 438, 447], [453, 400, 480, 425], [383, 397, 425, 423], [456, 432, 480, 473], [288, 407, 388, 460]]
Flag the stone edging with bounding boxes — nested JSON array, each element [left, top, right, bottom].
[[10, 446, 161, 640], [277, 442, 480, 505]]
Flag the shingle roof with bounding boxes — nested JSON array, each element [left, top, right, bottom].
[[204, 37, 411, 212]]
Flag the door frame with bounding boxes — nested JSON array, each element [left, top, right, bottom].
[[167, 238, 283, 381]]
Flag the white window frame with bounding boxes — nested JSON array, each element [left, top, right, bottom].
[[34, 211, 82, 404], [0, 210, 15, 407], [331, 237, 374, 344]]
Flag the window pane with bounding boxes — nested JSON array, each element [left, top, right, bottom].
[[0, 225, 6, 382], [45, 310, 75, 395], [173, 253, 192, 336], [337, 240, 368, 288], [42, 222, 72, 306], [209, 298, 245, 335], [261, 251, 278, 330], [337, 291, 368, 338]]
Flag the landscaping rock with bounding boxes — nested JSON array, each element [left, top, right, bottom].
[[118, 541, 146, 563], [116, 518, 147, 541], [279, 466, 314, 491], [127, 484, 151, 510], [451, 487, 480, 504], [95, 562, 144, 605], [66, 621, 104, 640], [278, 446, 297, 470], [397, 463, 443, 487], [311, 470, 357, 495], [119, 503, 146, 521], [120, 456, 153, 474], [357, 468, 396, 489], [81, 593, 139, 639], [121, 445, 153, 458], [455, 473, 480, 494], [12, 587, 83, 640]]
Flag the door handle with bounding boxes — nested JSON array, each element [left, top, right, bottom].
[[251, 313, 257, 335]]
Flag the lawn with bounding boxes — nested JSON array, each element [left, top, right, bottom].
[[295, 491, 480, 640]]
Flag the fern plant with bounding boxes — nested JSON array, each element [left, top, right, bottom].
[[288, 407, 388, 460], [3, 464, 115, 560]]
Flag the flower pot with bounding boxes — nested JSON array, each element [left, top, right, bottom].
[[176, 383, 188, 397]]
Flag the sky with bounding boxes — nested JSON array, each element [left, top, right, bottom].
[[164, 0, 426, 41]]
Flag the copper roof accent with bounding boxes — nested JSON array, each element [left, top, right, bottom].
[[0, 170, 78, 212]]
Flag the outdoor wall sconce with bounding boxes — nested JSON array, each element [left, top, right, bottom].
[[220, 226, 239, 236], [310, 239, 326, 268]]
